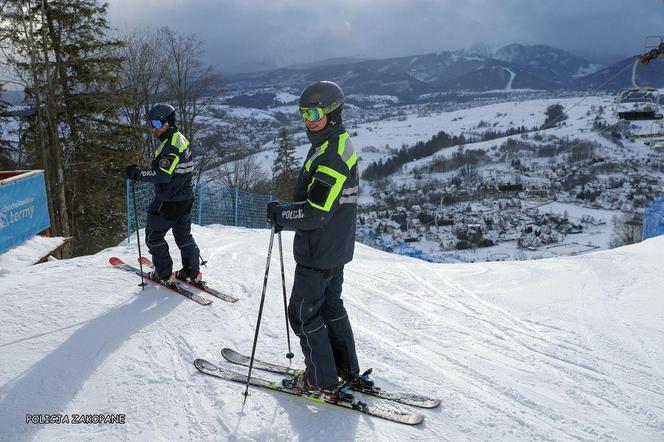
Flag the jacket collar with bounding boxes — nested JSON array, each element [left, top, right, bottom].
[[158, 126, 178, 142], [306, 122, 345, 147]]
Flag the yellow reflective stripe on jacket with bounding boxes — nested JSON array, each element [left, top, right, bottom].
[[305, 132, 357, 173], [154, 131, 189, 175], [305, 141, 329, 172], [337, 132, 357, 169], [160, 153, 180, 174], [155, 139, 168, 157], [307, 165, 347, 212], [171, 131, 189, 152], [154, 131, 189, 157]]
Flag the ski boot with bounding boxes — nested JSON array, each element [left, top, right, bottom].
[[282, 371, 312, 392], [323, 383, 354, 404], [175, 269, 207, 289], [282, 372, 354, 403], [147, 271, 177, 287], [346, 368, 376, 390]]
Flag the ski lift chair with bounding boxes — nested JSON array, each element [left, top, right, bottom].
[[616, 88, 663, 121], [629, 121, 664, 144], [649, 139, 664, 149], [641, 37, 664, 64], [616, 54, 664, 121], [647, 123, 664, 149]]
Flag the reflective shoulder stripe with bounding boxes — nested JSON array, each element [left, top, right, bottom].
[[305, 133, 357, 173], [337, 132, 357, 169], [171, 131, 190, 153], [307, 165, 347, 212], [154, 131, 189, 157], [155, 139, 168, 157], [305, 141, 329, 172]]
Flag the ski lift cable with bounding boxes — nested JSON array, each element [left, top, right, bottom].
[[540, 59, 638, 132], [550, 116, 623, 157], [535, 92, 662, 156], [630, 57, 641, 89]]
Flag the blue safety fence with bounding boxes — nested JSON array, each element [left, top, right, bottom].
[[126, 180, 274, 242], [643, 194, 664, 240]]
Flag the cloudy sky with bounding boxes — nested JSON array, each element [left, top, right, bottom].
[[107, 0, 664, 74]]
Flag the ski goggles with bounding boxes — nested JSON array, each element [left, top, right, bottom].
[[299, 107, 325, 122], [149, 119, 164, 129]]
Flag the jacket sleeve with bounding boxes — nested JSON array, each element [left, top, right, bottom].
[[134, 143, 181, 184], [274, 153, 350, 231]]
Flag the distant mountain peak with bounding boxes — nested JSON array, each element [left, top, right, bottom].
[[462, 42, 497, 58]]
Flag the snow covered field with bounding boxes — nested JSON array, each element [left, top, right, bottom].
[[248, 94, 621, 173], [1, 225, 663, 441]]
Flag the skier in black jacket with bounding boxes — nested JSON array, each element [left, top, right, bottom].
[[268, 81, 370, 395], [126, 104, 204, 287]]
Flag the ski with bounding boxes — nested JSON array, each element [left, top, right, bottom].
[[138, 256, 238, 303], [109, 257, 212, 306], [220, 347, 440, 409], [193, 358, 424, 426]]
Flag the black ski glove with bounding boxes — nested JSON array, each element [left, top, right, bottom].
[[267, 201, 283, 233]]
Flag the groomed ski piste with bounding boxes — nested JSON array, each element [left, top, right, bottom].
[[1, 225, 663, 441]]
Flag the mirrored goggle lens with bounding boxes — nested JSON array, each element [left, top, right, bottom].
[[299, 107, 324, 122], [150, 119, 163, 129]]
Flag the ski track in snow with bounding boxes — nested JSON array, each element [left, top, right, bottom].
[[0, 225, 663, 441], [503, 68, 516, 91]]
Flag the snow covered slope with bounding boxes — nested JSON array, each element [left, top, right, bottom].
[[0, 226, 663, 441]]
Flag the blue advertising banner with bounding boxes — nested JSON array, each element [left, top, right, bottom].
[[0, 171, 50, 254], [643, 194, 664, 240]]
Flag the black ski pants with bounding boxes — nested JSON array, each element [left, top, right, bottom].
[[288, 264, 359, 389], [145, 200, 200, 278]]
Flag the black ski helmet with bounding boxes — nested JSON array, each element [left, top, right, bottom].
[[148, 103, 176, 127], [299, 80, 344, 124]]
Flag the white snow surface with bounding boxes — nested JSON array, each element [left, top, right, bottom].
[[573, 64, 605, 79], [274, 93, 299, 104], [0, 225, 663, 441]]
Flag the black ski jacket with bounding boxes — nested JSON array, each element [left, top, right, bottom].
[[274, 123, 359, 269], [134, 127, 194, 203]]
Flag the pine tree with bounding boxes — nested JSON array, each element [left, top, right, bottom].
[[543, 104, 567, 128], [272, 128, 298, 200], [1, 0, 132, 255]]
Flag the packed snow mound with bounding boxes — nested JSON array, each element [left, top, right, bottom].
[[0, 236, 69, 270], [0, 225, 662, 441]]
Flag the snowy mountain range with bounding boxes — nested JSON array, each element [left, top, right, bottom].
[[224, 44, 664, 105]]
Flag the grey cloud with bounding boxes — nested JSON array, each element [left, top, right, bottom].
[[108, 0, 664, 73]]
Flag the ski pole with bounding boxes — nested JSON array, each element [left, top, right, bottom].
[[277, 231, 294, 361], [243, 227, 276, 401], [131, 179, 146, 289]]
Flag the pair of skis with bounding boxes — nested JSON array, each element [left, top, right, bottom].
[[194, 348, 441, 426], [111, 256, 439, 424], [109, 256, 238, 305]]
